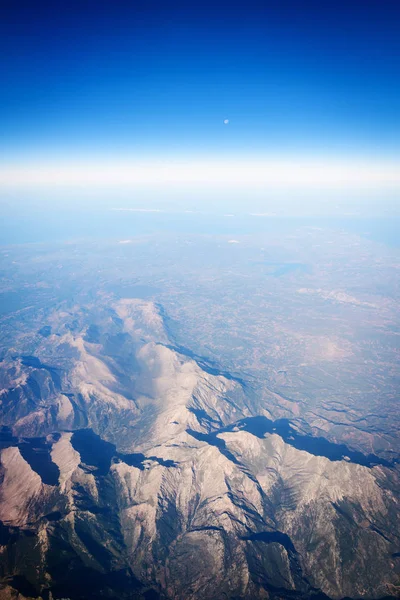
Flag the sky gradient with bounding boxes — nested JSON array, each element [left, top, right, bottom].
[[1, 0, 399, 213]]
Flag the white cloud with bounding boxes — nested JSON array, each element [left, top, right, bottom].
[[0, 157, 399, 190], [249, 212, 277, 217], [113, 208, 164, 212]]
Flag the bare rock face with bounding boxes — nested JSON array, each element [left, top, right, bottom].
[[0, 300, 399, 600]]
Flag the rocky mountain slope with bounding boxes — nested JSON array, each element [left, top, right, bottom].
[[0, 299, 399, 600]]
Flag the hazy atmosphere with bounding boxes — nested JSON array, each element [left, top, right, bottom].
[[1, 0, 400, 226]]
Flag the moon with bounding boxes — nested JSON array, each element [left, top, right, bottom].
[[223, 119, 229, 125]]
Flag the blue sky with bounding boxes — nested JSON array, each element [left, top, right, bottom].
[[0, 0, 399, 212]]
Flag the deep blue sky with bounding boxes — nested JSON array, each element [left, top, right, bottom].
[[1, 0, 400, 160]]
